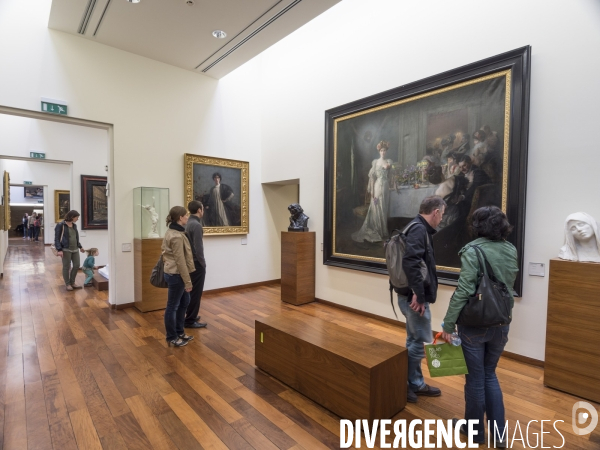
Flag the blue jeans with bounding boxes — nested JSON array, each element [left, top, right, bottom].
[[164, 273, 190, 342], [398, 295, 432, 391], [458, 325, 509, 444]]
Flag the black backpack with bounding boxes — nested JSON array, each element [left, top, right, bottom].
[[384, 221, 429, 318]]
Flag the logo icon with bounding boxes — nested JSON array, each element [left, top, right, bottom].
[[432, 359, 440, 368], [572, 401, 598, 435]]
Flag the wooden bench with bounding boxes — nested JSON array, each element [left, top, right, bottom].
[[92, 273, 108, 291], [255, 311, 407, 420]]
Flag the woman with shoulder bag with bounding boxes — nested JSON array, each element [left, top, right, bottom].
[[54, 210, 86, 291], [162, 206, 196, 347], [441, 206, 518, 448]]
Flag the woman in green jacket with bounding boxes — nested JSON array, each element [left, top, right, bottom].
[[442, 206, 518, 447]]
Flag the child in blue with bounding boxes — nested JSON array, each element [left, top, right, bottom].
[[83, 248, 99, 287]]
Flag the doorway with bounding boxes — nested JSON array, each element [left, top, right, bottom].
[[0, 105, 115, 304]]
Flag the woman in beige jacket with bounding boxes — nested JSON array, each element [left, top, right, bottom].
[[162, 206, 196, 347]]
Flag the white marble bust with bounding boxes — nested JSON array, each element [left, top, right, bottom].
[[558, 212, 600, 263]]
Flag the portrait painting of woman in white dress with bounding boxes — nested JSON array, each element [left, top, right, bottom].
[[352, 140, 392, 243]]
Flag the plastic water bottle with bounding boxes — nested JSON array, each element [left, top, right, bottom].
[[441, 323, 462, 346]]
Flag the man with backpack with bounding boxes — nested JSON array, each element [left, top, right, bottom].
[[397, 195, 446, 403]]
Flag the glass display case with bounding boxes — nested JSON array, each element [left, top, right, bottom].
[[133, 187, 169, 240]]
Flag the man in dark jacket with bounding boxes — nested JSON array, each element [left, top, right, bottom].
[[399, 195, 446, 403], [184, 200, 207, 328]]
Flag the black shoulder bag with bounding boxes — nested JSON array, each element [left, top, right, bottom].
[[456, 244, 513, 328], [150, 254, 168, 288]]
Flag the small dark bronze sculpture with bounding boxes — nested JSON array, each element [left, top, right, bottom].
[[288, 203, 309, 232]]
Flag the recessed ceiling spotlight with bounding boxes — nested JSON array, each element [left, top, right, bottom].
[[212, 30, 227, 39], [126, 0, 141, 3]]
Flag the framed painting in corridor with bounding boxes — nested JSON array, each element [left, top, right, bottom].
[[323, 47, 530, 295], [55, 190, 70, 222], [184, 153, 249, 235], [81, 175, 107, 230]]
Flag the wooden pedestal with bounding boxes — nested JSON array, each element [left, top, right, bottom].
[[544, 258, 600, 403], [134, 238, 166, 312], [92, 273, 108, 291], [281, 231, 315, 305], [255, 311, 407, 420]]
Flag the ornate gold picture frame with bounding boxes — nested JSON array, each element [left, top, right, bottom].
[[1, 171, 9, 231], [184, 154, 249, 235], [54, 190, 70, 222], [324, 47, 531, 294]]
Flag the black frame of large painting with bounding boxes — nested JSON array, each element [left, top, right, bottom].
[[81, 175, 108, 230], [324, 46, 530, 295]]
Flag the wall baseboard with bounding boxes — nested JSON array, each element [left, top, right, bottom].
[[204, 279, 281, 295], [111, 302, 134, 310], [315, 298, 544, 368], [501, 350, 544, 367], [316, 298, 406, 328], [110, 279, 282, 310]]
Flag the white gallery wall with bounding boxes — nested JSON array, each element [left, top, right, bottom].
[[0, 115, 109, 265], [0, 0, 279, 303], [1, 0, 600, 360], [221, 0, 600, 361]]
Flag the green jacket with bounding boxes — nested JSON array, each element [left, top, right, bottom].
[[442, 237, 519, 333]]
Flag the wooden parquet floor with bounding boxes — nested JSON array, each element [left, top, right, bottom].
[[0, 242, 599, 449]]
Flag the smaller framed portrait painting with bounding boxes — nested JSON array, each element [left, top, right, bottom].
[[81, 175, 107, 230], [55, 190, 70, 222], [184, 154, 249, 235]]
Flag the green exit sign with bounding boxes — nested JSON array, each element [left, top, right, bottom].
[[41, 97, 67, 115], [24, 181, 32, 185], [30, 152, 45, 159]]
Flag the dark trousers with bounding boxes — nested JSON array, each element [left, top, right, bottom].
[[164, 273, 190, 342], [61, 250, 81, 286], [185, 263, 206, 326], [458, 324, 509, 444], [34, 226, 40, 241]]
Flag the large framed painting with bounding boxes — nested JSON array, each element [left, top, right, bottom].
[[324, 46, 530, 295], [184, 154, 249, 235], [81, 175, 107, 230], [55, 190, 70, 222]]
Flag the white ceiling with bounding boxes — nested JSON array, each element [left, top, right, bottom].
[[48, 0, 341, 79]]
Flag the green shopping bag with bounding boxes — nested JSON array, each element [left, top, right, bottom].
[[424, 332, 469, 377]]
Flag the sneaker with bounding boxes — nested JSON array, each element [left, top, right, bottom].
[[179, 334, 194, 342], [415, 384, 441, 397], [66, 285, 74, 291], [185, 321, 207, 328], [84, 283, 93, 287], [407, 388, 418, 403], [168, 338, 188, 347], [452, 418, 484, 445], [71, 283, 83, 289]]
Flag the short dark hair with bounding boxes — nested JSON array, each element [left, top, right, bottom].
[[212, 172, 221, 180], [188, 200, 203, 214], [457, 155, 472, 165], [65, 210, 80, 222], [471, 206, 513, 241], [419, 196, 446, 215]]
